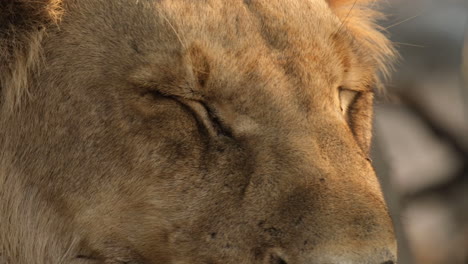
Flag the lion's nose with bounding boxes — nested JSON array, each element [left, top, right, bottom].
[[266, 254, 288, 264], [265, 249, 397, 264]]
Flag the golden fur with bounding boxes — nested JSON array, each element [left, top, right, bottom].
[[328, 0, 395, 78], [1, 0, 396, 263]]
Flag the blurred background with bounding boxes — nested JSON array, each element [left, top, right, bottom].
[[372, 0, 468, 263]]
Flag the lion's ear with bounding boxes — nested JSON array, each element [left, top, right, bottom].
[[326, 0, 395, 84], [325, 0, 377, 9], [326, 0, 358, 8], [325, 0, 384, 25], [0, 0, 62, 112]]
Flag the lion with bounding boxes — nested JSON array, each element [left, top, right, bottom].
[[0, 0, 396, 263]]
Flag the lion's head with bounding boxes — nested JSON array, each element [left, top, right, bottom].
[[0, 0, 396, 263]]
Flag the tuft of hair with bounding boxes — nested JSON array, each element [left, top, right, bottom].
[[0, 0, 63, 113], [327, 0, 396, 87]]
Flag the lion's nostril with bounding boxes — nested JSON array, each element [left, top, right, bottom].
[[269, 254, 288, 264], [381, 261, 395, 264]]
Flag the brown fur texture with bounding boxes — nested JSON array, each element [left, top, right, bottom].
[[0, 0, 62, 113], [1, 1, 396, 263]]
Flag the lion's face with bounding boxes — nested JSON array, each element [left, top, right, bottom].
[[1, 0, 396, 263]]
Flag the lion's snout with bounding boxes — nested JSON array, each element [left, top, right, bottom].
[[265, 249, 396, 264]]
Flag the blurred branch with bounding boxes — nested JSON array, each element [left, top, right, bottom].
[[402, 165, 468, 203], [463, 25, 467, 126], [396, 90, 468, 204], [398, 91, 468, 159]]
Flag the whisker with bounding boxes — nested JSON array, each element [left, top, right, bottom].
[[384, 12, 424, 30], [336, 0, 358, 34], [159, 11, 187, 49], [393, 42, 425, 48]]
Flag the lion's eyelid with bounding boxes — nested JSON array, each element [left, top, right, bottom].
[[338, 87, 359, 114], [198, 101, 233, 138], [175, 98, 233, 138]]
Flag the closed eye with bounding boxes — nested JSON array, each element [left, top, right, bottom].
[[339, 87, 359, 116], [197, 100, 233, 137], [337, 86, 374, 153], [149, 90, 232, 138]]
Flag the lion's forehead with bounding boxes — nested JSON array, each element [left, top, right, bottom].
[[48, 0, 377, 128], [158, 0, 347, 74], [56, 0, 373, 98], [121, 1, 361, 98]]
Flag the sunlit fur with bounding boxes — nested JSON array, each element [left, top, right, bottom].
[[328, 0, 395, 82], [1, 1, 396, 263]]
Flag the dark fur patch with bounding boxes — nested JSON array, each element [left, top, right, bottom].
[[0, 0, 62, 110]]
